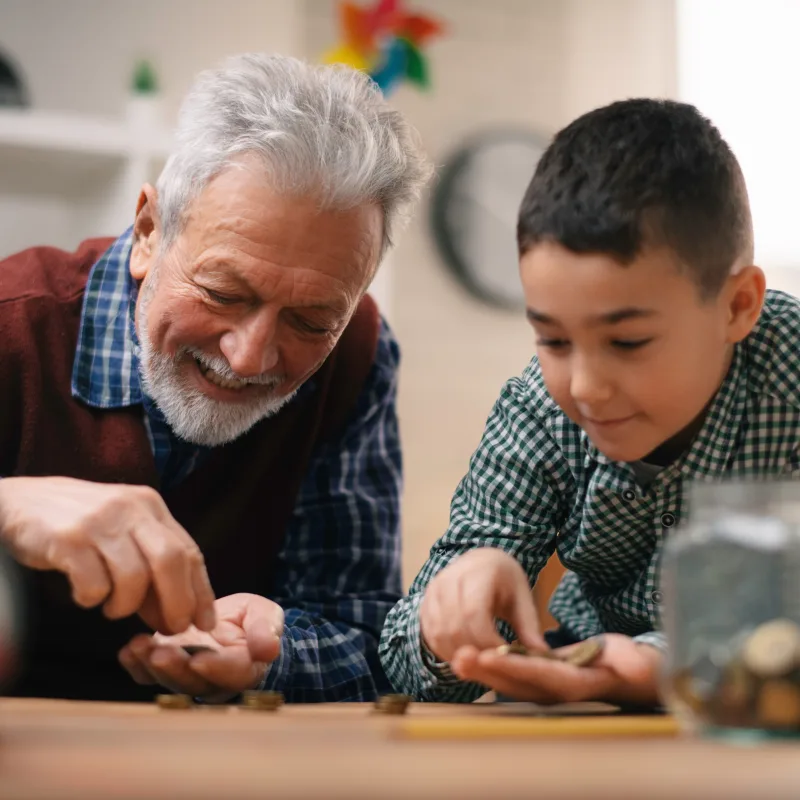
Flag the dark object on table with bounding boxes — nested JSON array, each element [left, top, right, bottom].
[[0, 545, 23, 694]]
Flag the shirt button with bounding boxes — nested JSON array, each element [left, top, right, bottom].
[[661, 512, 676, 527], [651, 590, 663, 604], [621, 488, 636, 502]]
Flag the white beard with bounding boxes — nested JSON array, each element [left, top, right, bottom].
[[135, 277, 295, 447]]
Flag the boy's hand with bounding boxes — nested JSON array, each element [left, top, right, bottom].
[[419, 548, 546, 662], [450, 634, 662, 706]]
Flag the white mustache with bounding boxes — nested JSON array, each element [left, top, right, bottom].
[[185, 348, 283, 387]]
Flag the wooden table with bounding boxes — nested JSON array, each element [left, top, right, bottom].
[[2, 698, 800, 799]]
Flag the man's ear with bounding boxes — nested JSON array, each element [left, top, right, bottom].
[[724, 265, 766, 344], [130, 184, 160, 282]]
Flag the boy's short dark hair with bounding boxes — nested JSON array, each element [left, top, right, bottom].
[[517, 99, 753, 298]]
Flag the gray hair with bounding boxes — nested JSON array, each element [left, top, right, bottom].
[[156, 53, 433, 257]]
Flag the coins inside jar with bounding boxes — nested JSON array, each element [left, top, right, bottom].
[[741, 619, 800, 678], [668, 619, 800, 732]]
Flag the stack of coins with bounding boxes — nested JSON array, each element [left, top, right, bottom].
[[156, 693, 193, 710], [374, 694, 412, 715], [669, 618, 800, 731], [241, 690, 285, 711], [562, 637, 605, 667]]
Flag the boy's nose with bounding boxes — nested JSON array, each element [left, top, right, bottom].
[[570, 360, 614, 407]]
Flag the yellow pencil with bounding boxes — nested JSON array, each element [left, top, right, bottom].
[[397, 715, 681, 740]]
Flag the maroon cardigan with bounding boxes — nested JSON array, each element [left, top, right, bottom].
[[0, 238, 380, 700]]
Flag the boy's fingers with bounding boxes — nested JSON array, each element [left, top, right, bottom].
[[459, 582, 507, 651], [479, 649, 611, 698], [505, 581, 546, 650], [450, 646, 552, 703]]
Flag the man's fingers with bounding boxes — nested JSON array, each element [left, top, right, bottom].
[[243, 601, 283, 663], [187, 548, 216, 633], [188, 645, 265, 693], [98, 536, 151, 620], [55, 548, 112, 609], [151, 514, 216, 633], [132, 523, 197, 634], [118, 643, 157, 685], [147, 646, 213, 696]]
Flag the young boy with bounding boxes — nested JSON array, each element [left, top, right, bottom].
[[378, 98, 800, 706]]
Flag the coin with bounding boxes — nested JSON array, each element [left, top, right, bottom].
[[496, 642, 560, 661], [241, 690, 284, 711], [496, 642, 529, 656], [374, 694, 412, 715], [756, 679, 800, 728], [718, 660, 754, 709], [714, 660, 755, 727], [182, 645, 216, 656], [741, 619, 800, 678], [670, 669, 708, 715], [561, 636, 605, 667], [156, 693, 193, 710]]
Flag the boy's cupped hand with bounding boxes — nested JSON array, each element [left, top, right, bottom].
[[452, 634, 662, 706], [419, 547, 661, 705]]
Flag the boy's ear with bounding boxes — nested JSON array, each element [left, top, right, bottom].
[[130, 184, 160, 282], [724, 265, 766, 343]]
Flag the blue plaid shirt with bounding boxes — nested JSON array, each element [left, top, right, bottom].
[[72, 229, 403, 702]]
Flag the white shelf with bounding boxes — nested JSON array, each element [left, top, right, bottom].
[[0, 108, 173, 160], [0, 108, 174, 258]]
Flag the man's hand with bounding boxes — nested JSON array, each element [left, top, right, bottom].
[[419, 548, 546, 662], [118, 593, 284, 703], [0, 476, 216, 634], [450, 634, 663, 706]]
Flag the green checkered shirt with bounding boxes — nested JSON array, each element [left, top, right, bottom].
[[380, 290, 800, 701]]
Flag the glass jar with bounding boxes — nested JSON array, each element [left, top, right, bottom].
[[661, 479, 800, 739]]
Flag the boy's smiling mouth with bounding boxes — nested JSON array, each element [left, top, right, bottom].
[[583, 414, 638, 428]]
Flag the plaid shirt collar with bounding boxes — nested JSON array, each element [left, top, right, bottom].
[[71, 227, 142, 409]]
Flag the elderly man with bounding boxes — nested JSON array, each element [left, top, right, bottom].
[[0, 54, 431, 703]]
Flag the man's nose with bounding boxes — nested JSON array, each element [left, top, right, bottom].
[[218, 310, 280, 377]]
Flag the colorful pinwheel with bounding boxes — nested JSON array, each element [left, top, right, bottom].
[[323, 0, 444, 96]]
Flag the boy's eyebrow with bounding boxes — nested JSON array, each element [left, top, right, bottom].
[[526, 307, 658, 325]]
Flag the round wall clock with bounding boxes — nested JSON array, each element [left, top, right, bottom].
[[430, 129, 549, 310]]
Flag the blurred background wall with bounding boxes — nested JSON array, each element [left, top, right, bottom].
[[0, 0, 797, 588]]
